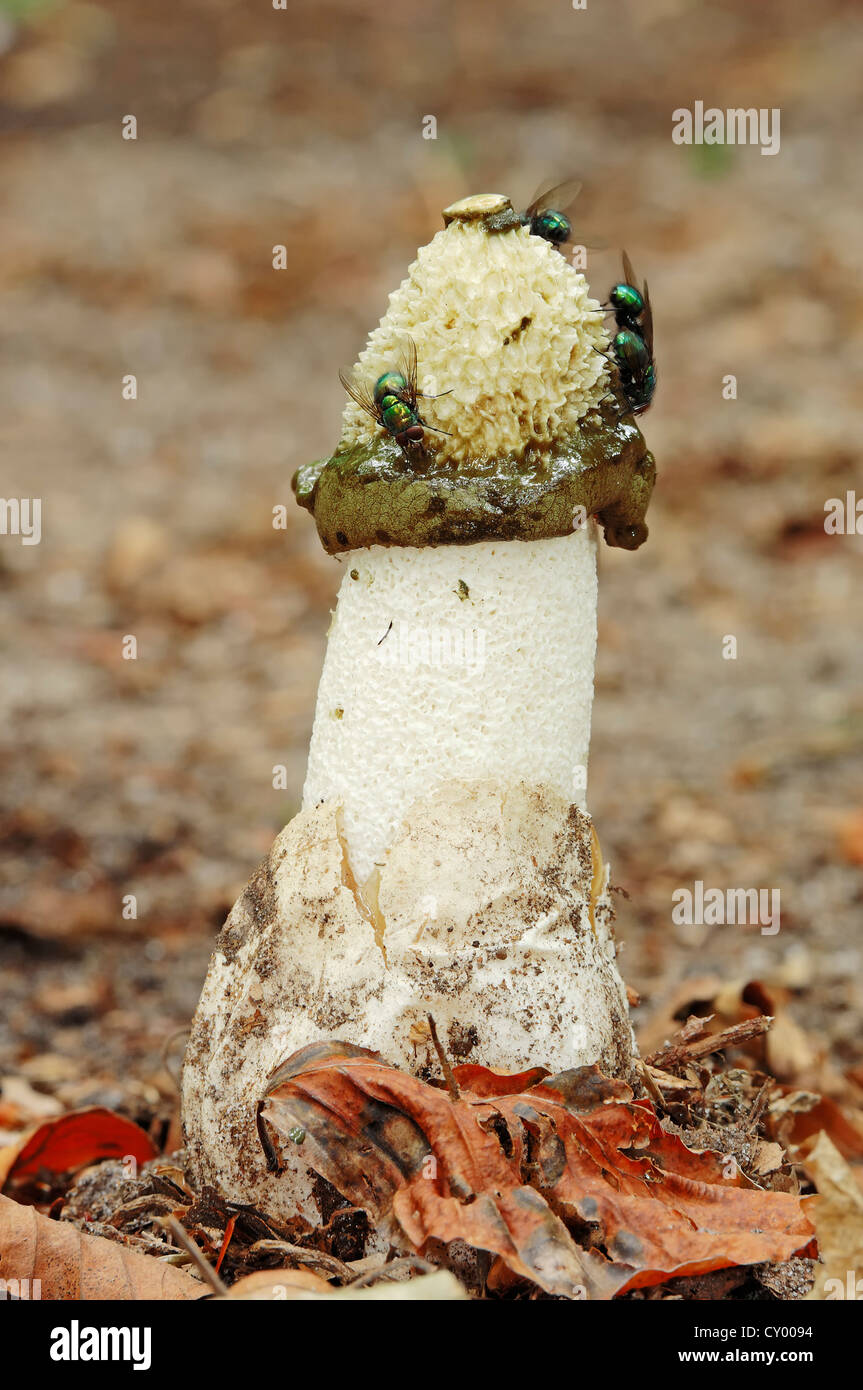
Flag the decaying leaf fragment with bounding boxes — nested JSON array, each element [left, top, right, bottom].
[[800, 1131, 863, 1301], [259, 1043, 816, 1300]]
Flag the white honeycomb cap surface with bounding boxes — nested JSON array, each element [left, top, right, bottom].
[[339, 201, 609, 466]]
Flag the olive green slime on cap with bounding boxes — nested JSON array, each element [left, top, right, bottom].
[[292, 405, 656, 553]]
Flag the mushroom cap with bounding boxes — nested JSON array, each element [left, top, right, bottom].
[[293, 194, 656, 553], [340, 201, 610, 467]]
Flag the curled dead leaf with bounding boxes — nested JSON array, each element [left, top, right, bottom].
[[768, 1090, 863, 1161], [259, 1044, 816, 1300], [0, 1107, 158, 1194]]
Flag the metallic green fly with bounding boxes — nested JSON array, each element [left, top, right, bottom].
[[339, 338, 451, 455]]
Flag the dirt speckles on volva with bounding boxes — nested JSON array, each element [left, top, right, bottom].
[[448, 1021, 480, 1059], [182, 784, 636, 1227], [216, 853, 278, 965]]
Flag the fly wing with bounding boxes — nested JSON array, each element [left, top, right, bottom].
[[525, 178, 583, 220], [621, 249, 638, 291], [641, 280, 654, 356], [526, 179, 607, 249], [395, 336, 419, 408], [338, 367, 380, 423]]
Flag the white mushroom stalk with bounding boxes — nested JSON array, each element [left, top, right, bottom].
[[182, 194, 656, 1227], [302, 532, 598, 885]]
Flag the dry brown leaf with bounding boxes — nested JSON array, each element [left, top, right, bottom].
[[223, 1267, 466, 1300], [768, 1090, 863, 1161], [0, 1192, 205, 1299], [765, 1012, 816, 1081], [836, 809, 863, 867], [752, 1140, 785, 1176], [224, 1267, 334, 1299], [259, 1042, 816, 1301], [800, 1132, 863, 1301], [0, 883, 121, 941], [639, 978, 781, 1064], [644, 1065, 698, 1095]]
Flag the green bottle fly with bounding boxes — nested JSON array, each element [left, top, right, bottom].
[[605, 252, 656, 416], [340, 338, 450, 455]]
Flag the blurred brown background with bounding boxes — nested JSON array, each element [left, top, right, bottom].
[[1, 0, 861, 1118]]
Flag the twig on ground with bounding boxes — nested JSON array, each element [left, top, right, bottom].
[[162, 1215, 228, 1296], [427, 1013, 460, 1102], [245, 1238, 354, 1283], [348, 1254, 436, 1289], [648, 1015, 772, 1071]]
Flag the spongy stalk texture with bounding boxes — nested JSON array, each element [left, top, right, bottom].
[[302, 530, 597, 882]]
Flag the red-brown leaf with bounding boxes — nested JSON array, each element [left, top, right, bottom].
[[260, 1044, 816, 1299], [0, 1107, 158, 1193], [450, 1064, 550, 1097]]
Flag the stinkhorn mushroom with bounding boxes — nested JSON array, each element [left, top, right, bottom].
[[182, 194, 656, 1227]]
